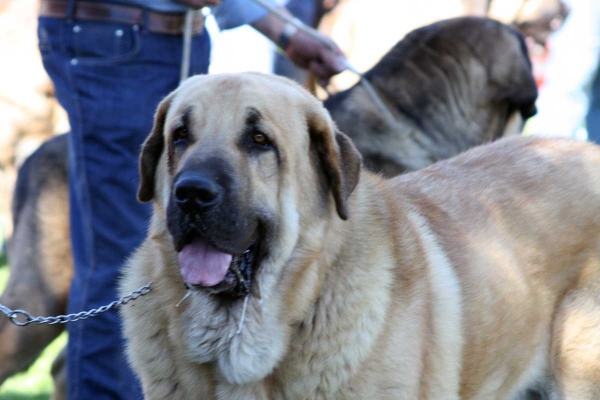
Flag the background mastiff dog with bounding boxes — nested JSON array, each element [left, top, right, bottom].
[[121, 72, 600, 399], [0, 135, 71, 391], [0, 17, 537, 396], [328, 17, 537, 176]]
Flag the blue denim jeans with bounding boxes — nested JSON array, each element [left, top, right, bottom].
[[38, 13, 210, 399], [586, 65, 600, 144]]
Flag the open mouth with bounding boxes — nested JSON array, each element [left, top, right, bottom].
[[177, 233, 259, 298]]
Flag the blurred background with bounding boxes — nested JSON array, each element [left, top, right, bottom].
[[0, 0, 599, 397]]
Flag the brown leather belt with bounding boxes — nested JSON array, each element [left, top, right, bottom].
[[39, 0, 205, 35]]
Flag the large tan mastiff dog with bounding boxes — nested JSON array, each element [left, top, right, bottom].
[[120, 72, 600, 399]]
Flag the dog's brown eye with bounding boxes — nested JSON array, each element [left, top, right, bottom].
[[173, 127, 189, 143], [247, 130, 272, 152], [252, 132, 267, 145]]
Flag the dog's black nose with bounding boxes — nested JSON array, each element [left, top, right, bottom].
[[173, 173, 221, 212]]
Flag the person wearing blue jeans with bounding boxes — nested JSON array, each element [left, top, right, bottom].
[[37, 0, 344, 398]]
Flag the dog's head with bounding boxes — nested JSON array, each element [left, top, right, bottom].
[[138, 73, 361, 299]]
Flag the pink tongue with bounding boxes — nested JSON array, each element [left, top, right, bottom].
[[178, 237, 233, 287]]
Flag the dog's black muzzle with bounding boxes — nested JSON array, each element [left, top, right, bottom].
[[166, 158, 260, 297]]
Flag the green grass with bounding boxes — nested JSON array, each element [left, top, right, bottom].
[[0, 264, 7, 292], [0, 261, 66, 400]]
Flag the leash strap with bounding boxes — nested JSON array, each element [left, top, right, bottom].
[[180, 9, 195, 84]]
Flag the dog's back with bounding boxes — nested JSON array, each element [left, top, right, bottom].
[[387, 137, 600, 398]]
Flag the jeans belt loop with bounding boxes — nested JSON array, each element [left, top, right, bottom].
[[141, 8, 149, 32], [66, 0, 75, 23]]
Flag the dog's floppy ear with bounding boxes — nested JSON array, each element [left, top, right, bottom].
[[137, 93, 174, 203], [308, 109, 362, 220]]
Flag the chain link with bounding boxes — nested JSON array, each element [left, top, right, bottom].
[[0, 281, 153, 327]]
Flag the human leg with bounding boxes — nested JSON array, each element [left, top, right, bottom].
[[38, 13, 210, 399]]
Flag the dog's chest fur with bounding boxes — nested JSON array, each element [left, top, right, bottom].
[[169, 238, 400, 399]]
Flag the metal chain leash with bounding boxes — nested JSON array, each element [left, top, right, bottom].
[[0, 281, 153, 327]]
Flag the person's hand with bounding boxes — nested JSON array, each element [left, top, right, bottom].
[[285, 29, 346, 86], [250, 9, 346, 85], [175, 0, 221, 9]]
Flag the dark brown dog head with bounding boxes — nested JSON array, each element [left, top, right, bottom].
[[325, 17, 539, 177]]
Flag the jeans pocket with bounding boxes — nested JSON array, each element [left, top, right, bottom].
[[71, 21, 141, 66]]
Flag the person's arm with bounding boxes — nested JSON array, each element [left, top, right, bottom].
[[252, 7, 345, 85], [250, 8, 345, 84], [177, 0, 346, 84], [175, 0, 221, 9], [176, 0, 221, 8]]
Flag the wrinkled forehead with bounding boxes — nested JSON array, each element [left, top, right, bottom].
[[164, 74, 315, 132]]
